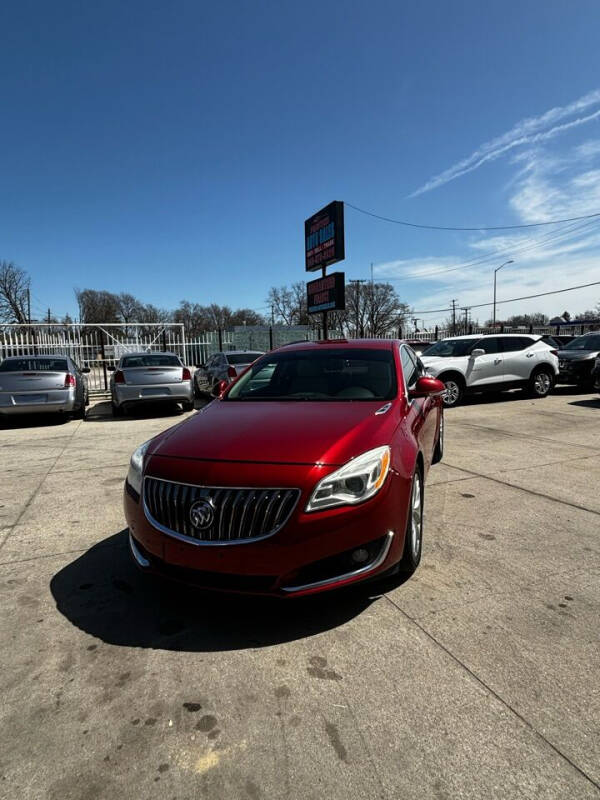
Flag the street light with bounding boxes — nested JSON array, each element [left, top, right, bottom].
[[493, 260, 514, 327]]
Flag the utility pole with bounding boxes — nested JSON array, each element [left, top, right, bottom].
[[450, 299, 458, 335], [349, 279, 367, 338], [47, 308, 51, 324], [27, 286, 31, 325]]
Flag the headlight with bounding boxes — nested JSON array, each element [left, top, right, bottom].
[[126, 439, 152, 495], [306, 446, 391, 512]]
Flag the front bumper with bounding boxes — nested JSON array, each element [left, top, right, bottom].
[[557, 362, 594, 385], [113, 381, 194, 407], [123, 461, 410, 597], [0, 389, 76, 415]]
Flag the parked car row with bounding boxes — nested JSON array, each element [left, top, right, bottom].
[[1, 333, 598, 420], [419, 332, 600, 407]]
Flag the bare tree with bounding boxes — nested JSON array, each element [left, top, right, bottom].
[[75, 289, 121, 323], [0, 261, 29, 324]]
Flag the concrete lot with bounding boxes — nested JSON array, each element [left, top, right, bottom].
[[0, 389, 599, 799]]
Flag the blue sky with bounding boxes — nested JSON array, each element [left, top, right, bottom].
[[1, 0, 600, 326]]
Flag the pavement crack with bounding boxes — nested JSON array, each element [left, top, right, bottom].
[[383, 594, 600, 793], [455, 421, 600, 454], [443, 461, 600, 517], [0, 419, 86, 554]]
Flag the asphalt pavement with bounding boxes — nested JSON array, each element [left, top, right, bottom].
[[0, 389, 599, 799]]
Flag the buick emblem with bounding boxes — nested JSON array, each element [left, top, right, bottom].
[[189, 499, 215, 530]]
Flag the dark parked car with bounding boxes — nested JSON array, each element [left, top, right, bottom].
[[124, 339, 444, 596], [0, 355, 89, 419], [557, 333, 600, 388], [592, 356, 600, 393], [194, 350, 264, 397]]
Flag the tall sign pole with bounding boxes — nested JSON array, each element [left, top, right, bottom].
[[305, 201, 345, 340]]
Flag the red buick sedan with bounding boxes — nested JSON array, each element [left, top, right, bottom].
[[124, 340, 444, 597]]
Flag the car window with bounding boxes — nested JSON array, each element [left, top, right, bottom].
[[400, 346, 419, 388], [563, 334, 600, 351], [501, 337, 535, 352], [121, 354, 181, 368], [421, 339, 475, 357], [0, 358, 69, 372], [475, 337, 502, 355], [226, 353, 263, 365], [227, 348, 397, 401]]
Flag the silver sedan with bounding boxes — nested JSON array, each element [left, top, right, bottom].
[[0, 355, 89, 419], [109, 352, 194, 416]]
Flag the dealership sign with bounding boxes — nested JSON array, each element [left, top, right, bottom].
[[307, 272, 345, 315], [305, 201, 345, 272]]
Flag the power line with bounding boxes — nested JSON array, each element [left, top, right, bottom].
[[345, 201, 600, 232], [411, 279, 600, 315], [381, 217, 600, 282]]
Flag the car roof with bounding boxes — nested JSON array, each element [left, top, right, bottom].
[[221, 350, 264, 355], [440, 333, 540, 341], [120, 351, 179, 357], [276, 338, 396, 353], [3, 354, 69, 359]]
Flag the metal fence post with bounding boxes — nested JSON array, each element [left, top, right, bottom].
[[218, 328, 223, 351], [162, 329, 167, 351], [100, 329, 108, 391], [269, 326, 273, 351]]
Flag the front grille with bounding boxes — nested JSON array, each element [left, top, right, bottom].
[[144, 477, 300, 544]]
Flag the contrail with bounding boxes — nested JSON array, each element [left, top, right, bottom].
[[410, 89, 600, 197]]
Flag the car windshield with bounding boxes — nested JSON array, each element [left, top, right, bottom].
[[421, 339, 475, 357], [121, 354, 181, 368], [226, 348, 397, 401], [0, 358, 68, 372], [226, 353, 263, 365], [563, 334, 600, 351]]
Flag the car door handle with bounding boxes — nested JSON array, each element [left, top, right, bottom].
[[494, 359, 502, 365], [526, 352, 534, 357]]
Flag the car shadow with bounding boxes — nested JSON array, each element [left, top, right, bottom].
[[0, 412, 71, 429], [569, 398, 600, 409], [85, 400, 206, 422], [50, 530, 382, 651]]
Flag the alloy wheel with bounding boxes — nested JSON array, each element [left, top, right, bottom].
[[410, 471, 423, 560], [534, 372, 551, 396], [443, 380, 460, 406]]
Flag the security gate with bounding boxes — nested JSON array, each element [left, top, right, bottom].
[[0, 323, 187, 393]]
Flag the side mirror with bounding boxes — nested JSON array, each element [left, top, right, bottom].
[[107, 365, 116, 372], [471, 348, 485, 357], [216, 379, 229, 397], [82, 367, 91, 374], [409, 376, 446, 398]]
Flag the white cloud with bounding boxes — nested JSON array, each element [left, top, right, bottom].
[[410, 89, 600, 196], [378, 140, 600, 322]]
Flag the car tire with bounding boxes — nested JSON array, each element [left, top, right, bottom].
[[527, 367, 553, 398], [398, 466, 424, 575], [111, 402, 123, 417], [438, 374, 464, 408], [85, 392, 90, 407], [432, 411, 444, 464], [73, 403, 86, 420], [181, 401, 194, 412]]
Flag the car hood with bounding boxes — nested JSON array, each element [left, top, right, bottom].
[[149, 399, 399, 466], [558, 349, 599, 361]]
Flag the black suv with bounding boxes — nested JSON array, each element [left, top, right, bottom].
[[557, 333, 600, 388]]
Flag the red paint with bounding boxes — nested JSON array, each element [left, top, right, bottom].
[[124, 340, 442, 596]]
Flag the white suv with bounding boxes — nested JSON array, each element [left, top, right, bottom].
[[420, 334, 559, 407]]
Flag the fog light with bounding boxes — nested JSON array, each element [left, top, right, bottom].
[[351, 548, 370, 564]]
